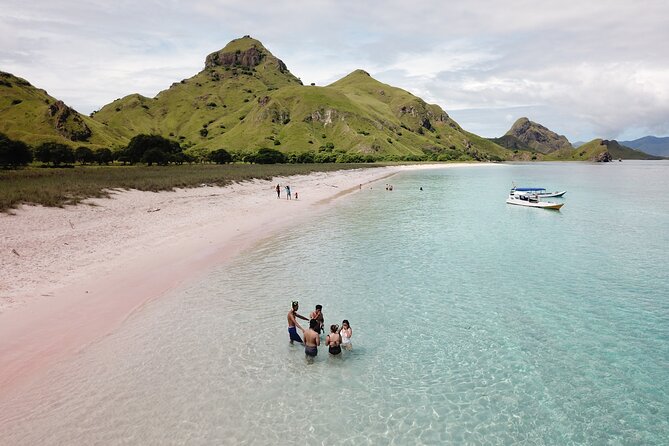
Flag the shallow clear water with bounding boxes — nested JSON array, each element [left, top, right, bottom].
[[3, 162, 669, 445]]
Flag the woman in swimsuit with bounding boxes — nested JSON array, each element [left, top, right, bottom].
[[339, 319, 352, 350], [326, 324, 342, 355]]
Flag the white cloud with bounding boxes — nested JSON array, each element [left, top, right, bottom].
[[0, 0, 667, 140]]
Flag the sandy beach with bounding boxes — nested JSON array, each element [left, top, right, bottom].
[[0, 164, 455, 402]]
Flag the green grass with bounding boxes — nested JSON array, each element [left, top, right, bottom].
[[0, 163, 387, 212]]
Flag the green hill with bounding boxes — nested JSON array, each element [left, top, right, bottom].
[[93, 36, 508, 161], [0, 71, 124, 148], [555, 139, 662, 161]]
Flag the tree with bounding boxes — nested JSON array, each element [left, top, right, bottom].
[[95, 148, 113, 165], [142, 148, 168, 166], [75, 146, 95, 164], [34, 142, 74, 166], [295, 151, 315, 163], [0, 133, 32, 168], [113, 148, 132, 165], [125, 134, 182, 164], [254, 147, 286, 164], [209, 148, 232, 164]]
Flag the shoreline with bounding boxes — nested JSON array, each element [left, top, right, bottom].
[[0, 163, 481, 402]]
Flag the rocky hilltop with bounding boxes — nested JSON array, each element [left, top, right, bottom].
[[500, 117, 572, 154], [92, 36, 507, 160]]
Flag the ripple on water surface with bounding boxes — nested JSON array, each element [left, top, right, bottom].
[[2, 162, 669, 445]]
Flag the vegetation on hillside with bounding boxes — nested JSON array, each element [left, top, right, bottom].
[[0, 71, 125, 148], [555, 139, 663, 161], [91, 37, 509, 162]]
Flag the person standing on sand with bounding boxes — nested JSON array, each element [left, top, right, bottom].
[[276, 184, 281, 198], [310, 305, 324, 334], [300, 319, 321, 357], [326, 324, 342, 355], [287, 301, 309, 344], [285, 185, 292, 200]]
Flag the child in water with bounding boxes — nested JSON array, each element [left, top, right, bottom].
[[339, 320, 352, 350]]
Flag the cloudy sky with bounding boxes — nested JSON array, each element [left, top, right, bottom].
[[1, 0, 667, 142]]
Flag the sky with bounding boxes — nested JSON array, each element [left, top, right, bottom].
[[1, 0, 667, 142]]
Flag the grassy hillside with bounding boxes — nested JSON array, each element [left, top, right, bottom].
[[553, 139, 662, 160], [93, 37, 509, 161], [0, 71, 125, 148]]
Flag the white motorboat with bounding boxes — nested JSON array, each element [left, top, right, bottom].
[[506, 193, 564, 210], [510, 187, 566, 198]]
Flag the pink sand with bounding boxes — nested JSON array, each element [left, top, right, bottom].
[[0, 164, 477, 405]]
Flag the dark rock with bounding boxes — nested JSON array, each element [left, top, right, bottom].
[[47, 100, 91, 141], [595, 151, 613, 162]]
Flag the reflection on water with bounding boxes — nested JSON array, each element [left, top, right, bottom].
[[2, 162, 669, 445]]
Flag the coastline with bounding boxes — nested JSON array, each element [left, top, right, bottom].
[[0, 163, 471, 401]]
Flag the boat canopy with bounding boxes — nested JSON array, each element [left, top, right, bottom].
[[513, 187, 546, 191]]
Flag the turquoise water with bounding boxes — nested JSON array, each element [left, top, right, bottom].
[[2, 162, 668, 445]]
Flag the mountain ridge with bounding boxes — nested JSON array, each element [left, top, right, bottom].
[[619, 135, 669, 157], [89, 36, 508, 161]]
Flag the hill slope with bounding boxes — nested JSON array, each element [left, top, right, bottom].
[[93, 36, 508, 160], [0, 71, 125, 148]]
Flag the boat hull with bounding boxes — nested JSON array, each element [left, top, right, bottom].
[[506, 198, 564, 210]]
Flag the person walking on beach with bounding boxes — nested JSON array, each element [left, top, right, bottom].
[[300, 319, 321, 357], [339, 320, 352, 350], [310, 305, 324, 334], [287, 301, 309, 344], [326, 324, 342, 355], [285, 185, 292, 200], [276, 184, 281, 199]]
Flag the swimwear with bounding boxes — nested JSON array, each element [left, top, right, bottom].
[[305, 346, 318, 357], [288, 326, 303, 343], [329, 345, 342, 355]]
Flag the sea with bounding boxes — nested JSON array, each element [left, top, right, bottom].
[[2, 161, 668, 445]]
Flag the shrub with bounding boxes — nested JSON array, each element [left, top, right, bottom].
[[273, 139, 281, 146], [314, 152, 337, 163], [0, 133, 32, 168], [200, 128, 209, 137]]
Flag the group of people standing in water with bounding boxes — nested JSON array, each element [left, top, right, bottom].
[[287, 301, 352, 358]]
